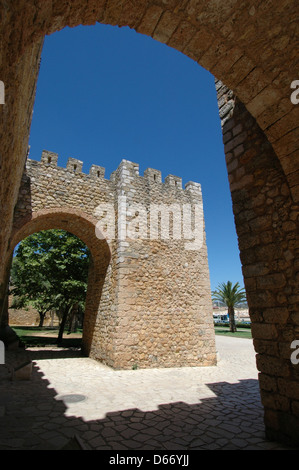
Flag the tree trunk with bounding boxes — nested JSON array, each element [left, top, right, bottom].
[[38, 310, 47, 328], [68, 302, 79, 333], [228, 306, 236, 332], [57, 305, 71, 344], [68, 307, 75, 333]]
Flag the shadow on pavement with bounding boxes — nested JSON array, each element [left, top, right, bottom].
[[0, 348, 296, 451]]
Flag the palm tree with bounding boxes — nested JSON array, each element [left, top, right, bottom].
[[212, 281, 247, 332]]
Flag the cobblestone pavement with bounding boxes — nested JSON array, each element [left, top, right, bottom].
[[0, 335, 297, 450]]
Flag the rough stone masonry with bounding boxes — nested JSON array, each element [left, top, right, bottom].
[[11, 151, 216, 370]]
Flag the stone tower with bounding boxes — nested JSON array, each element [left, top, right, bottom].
[[12, 150, 216, 369]]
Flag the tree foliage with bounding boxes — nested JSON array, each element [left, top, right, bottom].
[[212, 281, 247, 332], [10, 230, 90, 340]]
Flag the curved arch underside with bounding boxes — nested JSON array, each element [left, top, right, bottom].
[[10, 208, 111, 263], [10, 208, 112, 360]]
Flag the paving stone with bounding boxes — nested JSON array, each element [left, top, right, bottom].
[[120, 439, 144, 449], [129, 422, 146, 430], [89, 436, 107, 447], [0, 336, 296, 450], [133, 433, 153, 443], [105, 442, 128, 450], [163, 441, 186, 450], [112, 424, 128, 433], [120, 428, 139, 439], [48, 435, 68, 449], [231, 438, 251, 448], [102, 427, 117, 438], [189, 438, 206, 448]]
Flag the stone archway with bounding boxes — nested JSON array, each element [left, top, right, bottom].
[[0, 0, 298, 445], [9, 154, 217, 371], [9, 208, 112, 362]]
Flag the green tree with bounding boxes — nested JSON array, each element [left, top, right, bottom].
[[212, 281, 247, 332], [10, 230, 90, 342]]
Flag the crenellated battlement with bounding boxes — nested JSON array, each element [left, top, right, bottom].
[[38, 150, 105, 179], [18, 149, 205, 241], [14, 147, 213, 374], [27, 150, 201, 195]]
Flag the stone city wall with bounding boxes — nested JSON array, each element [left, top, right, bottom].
[[12, 151, 216, 369]]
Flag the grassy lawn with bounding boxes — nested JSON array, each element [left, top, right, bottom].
[[214, 325, 252, 339], [11, 325, 252, 347], [11, 326, 82, 348]]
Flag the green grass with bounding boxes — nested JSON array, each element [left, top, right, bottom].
[[214, 326, 252, 339], [11, 326, 82, 348], [12, 324, 252, 347]]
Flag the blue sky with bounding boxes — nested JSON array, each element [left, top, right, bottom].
[[28, 23, 244, 291]]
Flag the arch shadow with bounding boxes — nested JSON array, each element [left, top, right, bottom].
[[0, 347, 296, 450]]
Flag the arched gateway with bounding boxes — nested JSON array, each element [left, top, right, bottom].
[[0, 0, 298, 446], [11, 152, 215, 369]]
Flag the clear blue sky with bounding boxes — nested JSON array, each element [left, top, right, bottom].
[[28, 23, 244, 291]]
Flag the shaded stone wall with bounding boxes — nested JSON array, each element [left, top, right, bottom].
[[217, 81, 299, 446], [12, 151, 216, 369], [0, 39, 44, 327]]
